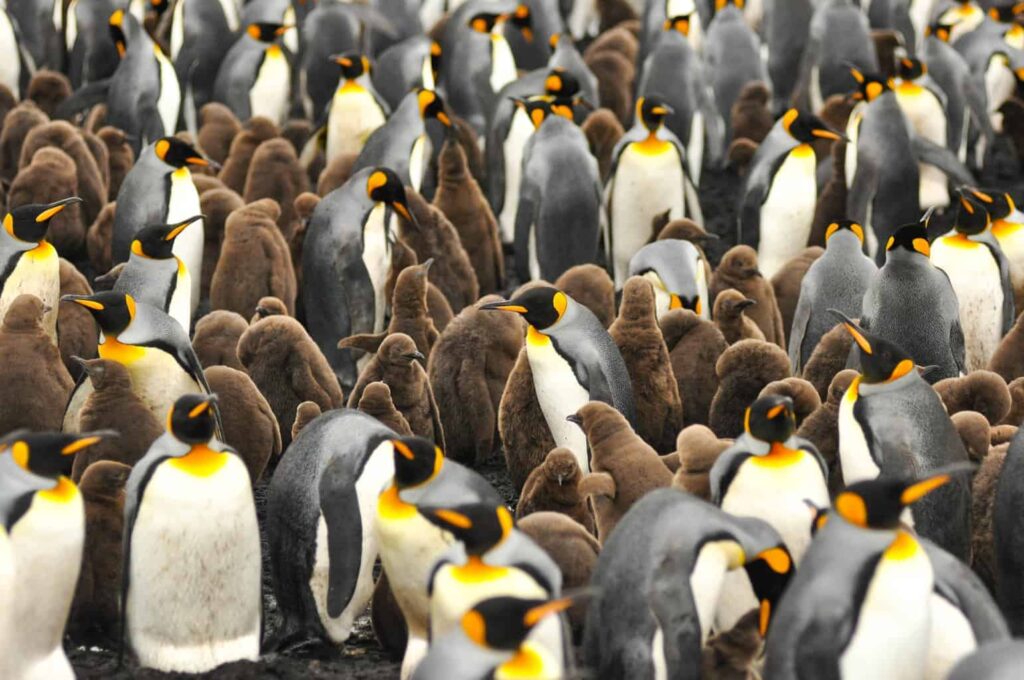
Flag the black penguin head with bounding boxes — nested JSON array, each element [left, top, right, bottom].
[[989, 2, 1024, 22], [830, 310, 914, 384], [109, 9, 128, 57], [167, 394, 218, 444], [416, 89, 452, 127], [131, 214, 203, 259], [391, 437, 443, 490], [743, 545, 793, 637], [963, 187, 1015, 221], [61, 291, 136, 336], [429, 41, 442, 79], [0, 430, 116, 479], [510, 96, 574, 129], [544, 68, 581, 98], [418, 502, 514, 555], [744, 394, 796, 443], [331, 53, 370, 80], [154, 137, 211, 169], [462, 596, 574, 650], [824, 220, 865, 245], [636, 96, 673, 132], [955, 190, 991, 235], [896, 57, 926, 81], [3, 197, 82, 244], [663, 14, 693, 35], [480, 286, 569, 331], [834, 466, 970, 529], [510, 4, 533, 41], [924, 20, 955, 42], [714, 0, 745, 9], [884, 223, 931, 259], [366, 168, 415, 225], [246, 22, 289, 43], [467, 11, 506, 32], [781, 109, 843, 144], [850, 67, 890, 102]]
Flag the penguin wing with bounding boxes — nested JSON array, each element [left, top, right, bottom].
[[962, 77, 996, 146], [319, 456, 364, 618], [851, 397, 883, 469], [708, 443, 753, 505], [920, 538, 1010, 644], [949, 314, 968, 376], [788, 283, 812, 373], [513, 175, 541, 281], [910, 135, 974, 187], [648, 547, 703, 675], [982, 237, 1016, 335], [794, 436, 829, 480], [0, 240, 34, 286]]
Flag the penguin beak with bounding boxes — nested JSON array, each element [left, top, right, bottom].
[[898, 463, 976, 507], [188, 395, 219, 418], [565, 413, 583, 426], [61, 430, 119, 455], [523, 597, 574, 626], [61, 295, 104, 311], [766, 404, 787, 419], [403, 350, 426, 362], [332, 55, 354, 67], [651, 104, 673, 116], [828, 309, 872, 355], [421, 258, 434, 273], [436, 110, 452, 127], [480, 300, 528, 314], [811, 127, 846, 142], [392, 201, 419, 229], [166, 214, 205, 240], [736, 298, 757, 312], [36, 196, 83, 223]]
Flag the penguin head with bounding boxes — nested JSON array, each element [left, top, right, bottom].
[[896, 57, 926, 81], [989, 2, 1024, 22], [663, 14, 693, 35], [167, 394, 219, 444], [108, 9, 129, 57], [884, 223, 931, 259], [510, 4, 534, 42], [366, 168, 416, 225], [830, 310, 914, 385], [781, 109, 843, 144], [429, 41, 443, 80], [462, 596, 574, 651], [963, 187, 1015, 221], [61, 291, 137, 336], [416, 89, 452, 128], [849, 68, 890, 102], [834, 466, 970, 529], [743, 394, 796, 443], [391, 436, 443, 490], [0, 430, 116, 479], [544, 68, 581, 98], [3, 197, 82, 244], [130, 214, 204, 259], [924, 20, 955, 42], [714, 0, 745, 9], [417, 502, 514, 555], [824, 220, 865, 245], [955, 190, 992, 235], [154, 137, 212, 169], [636, 96, 673, 132], [246, 22, 289, 43], [467, 12, 506, 33], [480, 286, 569, 331], [510, 96, 574, 129], [743, 544, 793, 637], [331, 52, 371, 80]]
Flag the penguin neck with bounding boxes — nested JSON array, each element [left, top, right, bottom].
[[168, 443, 229, 477], [498, 642, 546, 678], [22, 240, 55, 261], [635, 126, 670, 155], [378, 483, 417, 519], [339, 77, 366, 94], [452, 554, 508, 583], [883, 528, 921, 561], [751, 441, 803, 468], [98, 335, 147, 364], [36, 476, 78, 504], [857, 368, 916, 395]]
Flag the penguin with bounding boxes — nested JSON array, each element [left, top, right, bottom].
[[708, 247, 784, 347], [168, 0, 239, 118], [859, 222, 966, 383], [992, 426, 1024, 633], [760, 377, 822, 427], [5, 0, 55, 77], [242, 137, 310, 240], [482, 287, 635, 473], [358, 380, 413, 435], [964, 189, 1024, 312], [947, 641, 1024, 680], [798, 369, 858, 489], [111, 137, 210, 314], [834, 312, 973, 559], [932, 191, 1015, 372], [372, 37, 442, 111], [302, 167, 415, 387], [325, 53, 390, 163], [771, 245, 824, 339], [796, 0, 877, 113], [213, 22, 292, 126], [703, 2, 769, 143], [0, 196, 81, 344], [788, 221, 878, 373], [709, 339, 791, 439], [0, 3, 35, 100], [671, 423, 732, 497], [516, 447, 594, 534], [111, 215, 201, 333], [205, 365, 282, 484], [713, 289, 765, 344], [737, 109, 844, 279], [62, 0, 121, 90], [606, 96, 702, 288], [555, 264, 616, 328], [583, 488, 793, 679], [123, 394, 259, 673], [893, 57, 952, 209], [660, 309, 728, 426], [192, 310, 247, 371]]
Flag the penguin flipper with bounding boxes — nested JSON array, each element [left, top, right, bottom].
[[647, 548, 703, 676], [708, 444, 753, 505], [319, 457, 363, 619], [910, 135, 974, 187], [788, 287, 811, 374], [949, 316, 968, 376], [963, 78, 996, 148], [984, 238, 1016, 335], [54, 78, 112, 120], [513, 180, 540, 282]]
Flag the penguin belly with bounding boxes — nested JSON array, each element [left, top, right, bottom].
[[169, 0, 185, 59], [525, 328, 591, 473], [839, 533, 933, 680], [166, 167, 203, 313], [168, 263, 192, 332], [409, 134, 427, 193], [896, 84, 948, 209], [363, 203, 393, 335], [844, 108, 863, 191], [609, 143, 685, 288], [566, 0, 597, 40], [932, 236, 1002, 371], [924, 593, 977, 680], [101, 342, 201, 421], [689, 540, 742, 644], [127, 453, 260, 673], [0, 12, 20, 97], [250, 45, 291, 126], [985, 56, 1015, 133], [837, 379, 880, 484], [0, 530, 14, 678], [327, 85, 387, 160], [308, 441, 394, 642], [0, 242, 60, 344], [9, 482, 84, 680], [155, 47, 182, 136], [758, 144, 816, 279], [499, 110, 534, 244], [489, 34, 517, 95]]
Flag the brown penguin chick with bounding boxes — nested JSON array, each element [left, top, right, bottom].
[[236, 315, 345, 446], [808, 142, 847, 247], [432, 138, 504, 294], [243, 138, 309, 241], [583, 50, 634, 124], [346, 333, 445, 446], [26, 70, 72, 118], [8, 147, 86, 257], [58, 258, 97, 378], [951, 410, 991, 463], [210, 198, 297, 317], [797, 368, 858, 493], [290, 191, 321, 277], [670, 425, 732, 501], [582, 108, 625, 181], [0, 84, 14, 128], [429, 294, 523, 466], [934, 371, 1012, 424], [280, 119, 313, 156], [758, 377, 821, 427], [730, 81, 774, 144], [0, 102, 47, 184], [555, 265, 616, 328], [81, 129, 111, 196], [191, 310, 247, 371], [516, 448, 595, 534], [70, 358, 163, 482], [82, 104, 107, 133], [583, 25, 639, 66], [516, 511, 601, 633], [0, 295, 73, 434], [199, 186, 245, 300], [218, 116, 280, 193], [499, 350, 557, 490], [292, 401, 322, 441], [86, 201, 117, 274], [727, 137, 760, 177], [713, 289, 765, 345], [710, 246, 786, 347], [574, 401, 673, 542], [96, 126, 134, 201], [357, 381, 413, 435], [250, 295, 289, 324], [192, 173, 227, 195], [989, 311, 1024, 382], [701, 608, 763, 680], [1002, 377, 1024, 425], [655, 217, 717, 249], [771, 246, 824, 339], [818, 94, 854, 135], [801, 322, 854, 401], [399, 189, 479, 312], [446, 115, 487, 186], [69, 460, 131, 645], [197, 102, 242, 165], [708, 339, 791, 439], [316, 151, 359, 196], [18, 121, 105, 226], [992, 424, 1018, 447], [971, 441, 1009, 591], [205, 365, 282, 483], [609, 277, 684, 452], [659, 310, 728, 427]]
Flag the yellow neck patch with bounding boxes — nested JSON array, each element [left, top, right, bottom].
[[451, 555, 508, 583], [172, 167, 191, 180], [845, 375, 862, 401], [993, 219, 1023, 238], [497, 645, 545, 678], [25, 241, 56, 262], [378, 484, 417, 520], [942, 232, 981, 249], [526, 325, 549, 346], [790, 143, 814, 159], [751, 442, 804, 468], [168, 444, 228, 477], [633, 132, 672, 156], [98, 337, 146, 364], [884, 529, 920, 561], [338, 79, 365, 94], [38, 476, 79, 504], [266, 44, 283, 59], [895, 81, 924, 97]]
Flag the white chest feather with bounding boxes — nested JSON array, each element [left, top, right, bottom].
[[0, 530, 15, 678], [845, 107, 864, 190], [0, 242, 59, 343], [526, 331, 591, 472], [166, 168, 203, 312], [170, 0, 185, 60], [838, 384, 880, 483], [758, 145, 817, 279], [932, 235, 1002, 371], [690, 541, 744, 644], [985, 56, 1015, 133], [250, 47, 291, 126], [409, 134, 427, 193], [362, 203, 394, 335], [430, 565, 547, 639], [420, 55, 435, 91], [155, 46, 182, 137], [896, 84, 948, 208], [499, 109, 534, 244], [924, 593, 977, 680], [0, 11, 20, 97], [65, 0, 79, 52], [327, 85, 387, 160], [489, 33, 517, 94], [168, 263, 192, 333], [116, 345, 201, 420]]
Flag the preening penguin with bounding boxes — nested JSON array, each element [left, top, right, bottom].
[[325, 53, 390, 163], [213, 22, 293, 126], [123, 394, 260, 673], [629, 238, 710, 320]]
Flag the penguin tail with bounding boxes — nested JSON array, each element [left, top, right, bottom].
[[54, 79, 111, 121]]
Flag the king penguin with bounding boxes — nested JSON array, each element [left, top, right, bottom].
[[0, 197, 81, 345], [482, 286, 635, 473], [834, 312, 972, 559], [213, 22, 292, 125], [123, 394, 260, 673], [969, 188, 1024, 305], [0, 2, 34, 99], [325, 53, 390, 162], [112, 137, 211, 314], [606, 96, 702, 289], [628, 238, 710, 320], [893, 57, 951, 209], [168, 0, 240, 117], [737, 109, 843, 279]]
